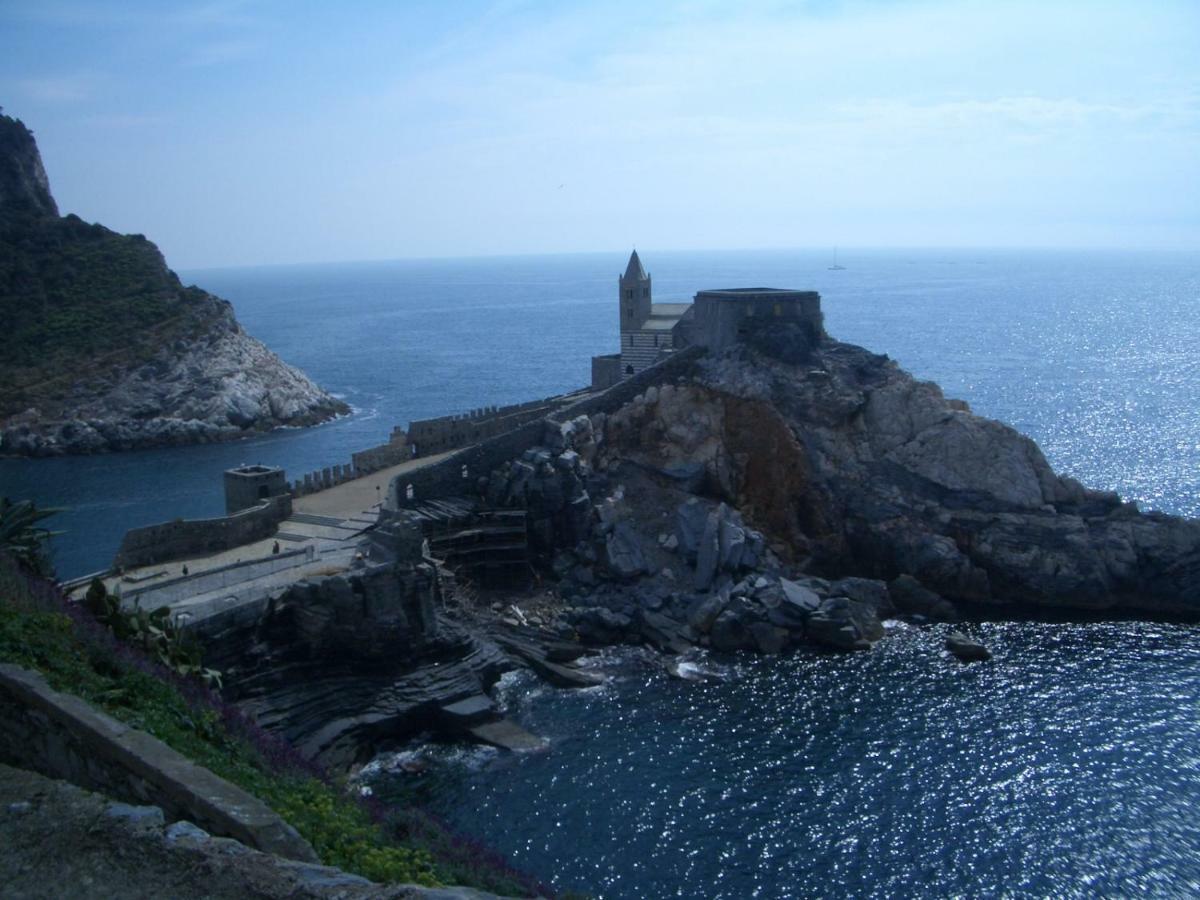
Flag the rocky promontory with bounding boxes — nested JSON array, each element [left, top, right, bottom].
[[197, 309, 1200, 762], [0, 112, 348, 456], [467, 313, 1200, 658]]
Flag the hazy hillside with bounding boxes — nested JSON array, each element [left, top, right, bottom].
[[0, 112, 348, 456]]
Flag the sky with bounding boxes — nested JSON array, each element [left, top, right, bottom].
[[1, 0, 1197, 269]]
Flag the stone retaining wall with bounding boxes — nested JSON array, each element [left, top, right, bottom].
[[551, 346, 705, 424], [387, 418, 548, 507], [0, 664, 317, 862], [113, 495, 292, 571]]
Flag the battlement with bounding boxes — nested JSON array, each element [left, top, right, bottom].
[[407, 393, 584, 457]]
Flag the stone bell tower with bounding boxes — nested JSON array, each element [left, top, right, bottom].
[[619, 249, 652, 332]]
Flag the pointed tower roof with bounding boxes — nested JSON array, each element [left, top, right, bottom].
[[622, 249, 648, 282]]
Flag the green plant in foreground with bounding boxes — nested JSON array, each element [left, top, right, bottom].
[[83, 577, 222, 687], [0, 497, 61, 576]]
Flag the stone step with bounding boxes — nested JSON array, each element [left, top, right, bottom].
[[467, 719, 546, 752], [438, 694, 496, 726]]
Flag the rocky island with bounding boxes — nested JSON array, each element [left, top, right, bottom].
[[0, 112, 348, 456]]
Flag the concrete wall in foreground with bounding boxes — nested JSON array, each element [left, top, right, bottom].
[[0, 664, 317, 862], [113, 495, 292, 571]]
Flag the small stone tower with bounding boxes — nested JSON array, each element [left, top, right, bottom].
[[223, 464, 287, 514], [619, 250, 651, 332]]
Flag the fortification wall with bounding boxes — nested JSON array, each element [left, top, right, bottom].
[[694, 291, 822, 350], [407, 394, 576, 456], [387, 418, 548, 507], [351, 429, 412, 475], [0, 664, 317, 862], [387, 347, 706, 508], [289, 461, 358, 496], [113, 495, 292, 570], [591, 353, 621, 390], [550, 346, 705, 423]]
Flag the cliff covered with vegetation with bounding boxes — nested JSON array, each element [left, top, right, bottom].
[[0, 111, 349, 456]]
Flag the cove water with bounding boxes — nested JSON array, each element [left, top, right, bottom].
[[3, 248, 1199, 896]]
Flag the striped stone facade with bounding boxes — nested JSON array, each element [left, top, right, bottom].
[[620, 327, 674, 376]]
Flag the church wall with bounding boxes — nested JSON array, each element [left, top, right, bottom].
[[620, 329, 673, 376]]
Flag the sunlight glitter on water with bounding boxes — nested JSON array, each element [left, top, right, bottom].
[[367, 623, 1200, 898]]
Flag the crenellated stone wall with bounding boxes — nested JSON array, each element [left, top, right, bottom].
[[350, 426, 411, 474], [113, 495, 292, 570], [386, 347, 705, 509], [406, 394, 579, 457]]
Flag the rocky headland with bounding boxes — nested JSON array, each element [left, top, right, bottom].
[[0, 112, 348, 456], [182, 307, 1199, 771], [512, 324, 1200, 654]]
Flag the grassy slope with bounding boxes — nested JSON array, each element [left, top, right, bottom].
[[0, 556, 541, 896]]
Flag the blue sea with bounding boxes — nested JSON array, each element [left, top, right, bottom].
[[3, 248, 1199, 896]]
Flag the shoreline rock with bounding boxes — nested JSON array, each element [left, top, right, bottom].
[[946, 631, 992, 662], [0, 298, 350, 457]]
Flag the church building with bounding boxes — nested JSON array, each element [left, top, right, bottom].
[[591, 250, 693, 389], [590, 250, 823, 390]]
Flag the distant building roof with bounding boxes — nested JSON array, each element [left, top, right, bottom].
[[637, 302, 691, 331], [641, 318, 680, 331], [697, 287, 813, 297], [622, 249, 648, 282]]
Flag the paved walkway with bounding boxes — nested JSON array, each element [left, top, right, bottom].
[[294, 451, 455, 519], [71, 450, 458, 604]]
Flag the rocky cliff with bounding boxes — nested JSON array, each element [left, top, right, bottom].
[[464, 317, 1199, 657], [0, 112, 348, 456]]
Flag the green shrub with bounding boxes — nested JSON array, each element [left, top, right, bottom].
[[0, 497, 61, 576]]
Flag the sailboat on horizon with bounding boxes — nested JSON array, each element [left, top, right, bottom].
[[828, 247, 846, 271]]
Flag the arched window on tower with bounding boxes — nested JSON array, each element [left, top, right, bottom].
[[625, 289, 633, 300], [625, 364, 634, 375]]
